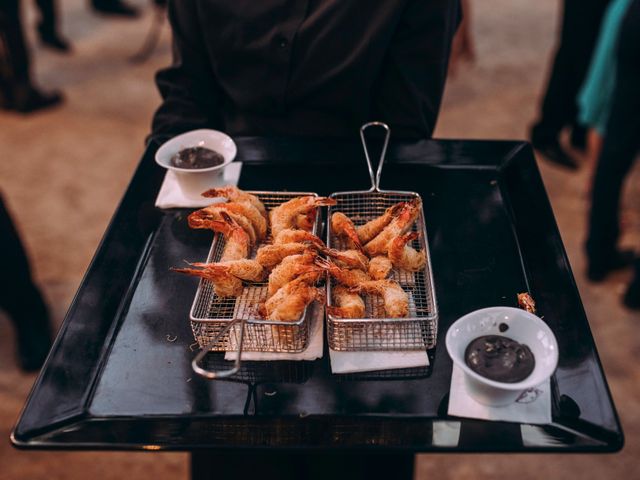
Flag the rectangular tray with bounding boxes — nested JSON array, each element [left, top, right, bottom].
[[326, 190, 438, 351], [189, 191, 320, 353]]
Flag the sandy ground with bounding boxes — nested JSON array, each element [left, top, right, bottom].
[[0, 0, 638, 478]]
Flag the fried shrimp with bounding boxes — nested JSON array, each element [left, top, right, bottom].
[[327, 285, 365, 319], [315, 258, 371, 287], [267, 252, 322, 298], [363, 199, 421, 257], [261, 273, 324, 321], [187, 206, 258, 244], [274, 229, 325, 248], [355, 202, 406, 244], [188, 212, 250, 261], [201, 186, 268, 220], [187, 259, 265, 282], [351, 280, 409, 318], [171, 263, 243, 298], [330, 212, 363, 251], [368, 255, 393, 280], [322, 248, 369, 271], [270, 196, 336, 238], [255, 242, 319, 269], [191, 201, 267, 241], [388, 232, 426, 271]]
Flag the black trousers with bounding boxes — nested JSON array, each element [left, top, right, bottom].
[[0, 194, 51, 353], [0, 0, 31, 98], [532, 0, 610, 141], [586, 1, 640, 264]]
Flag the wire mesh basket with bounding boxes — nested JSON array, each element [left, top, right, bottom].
[[189, 191, 320, 379], [326, 122, 439, 351]]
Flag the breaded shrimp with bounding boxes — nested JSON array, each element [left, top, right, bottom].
[[351, 280, 409, 318], [315, 258, 371, 287], [356, 202, 406, 244], [388, 232, 426, 272], [191, 201, 267, 241], [363, 199, 421, 257], [331, 212, 363, 251], [189, 212, 250, 261], [327, 285, 365, 319], [187, 207, 258, 244], [201, 186, 267, 220], [187, 259, 265, 282], [368, 255, 393, 280], [267, 252, 322, 298], [270, 196, 336, 238], [261, 273, 324, 321], [171, 264, 243, 298], [322, 248, 369, 271], [274, 229, 325, 248], [255, 242, 319, 269]]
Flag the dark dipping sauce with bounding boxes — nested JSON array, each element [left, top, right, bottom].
[[464, 335, 535, 383], [171, 146, 225, 169]]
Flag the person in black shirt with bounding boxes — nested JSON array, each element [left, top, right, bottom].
[[150, 0, 461, 142]]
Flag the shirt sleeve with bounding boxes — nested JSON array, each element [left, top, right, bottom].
[[371, 0, 461, 139], [149, 0, 224, 144]]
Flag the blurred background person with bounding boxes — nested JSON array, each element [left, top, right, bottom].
[[577, 0, 632, 167], [530, 0, 610, 170], [34, 0, 71, 52], [0, 0, 63, 112], [585, 0, 638, 290], [0, 194, 53, 372]]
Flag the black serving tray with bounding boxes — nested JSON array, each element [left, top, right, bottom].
[[11, 137, 623, 452]]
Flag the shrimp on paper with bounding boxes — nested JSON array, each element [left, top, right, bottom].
[[368, 255, 393, 280], [315, 258, 371, 287], [187, 206, 258, 244], [356, 202, 406, 244], [330, 212, 363, 251], [322, 248, 369, 271], [260, 272, 324, 321], [172, 263, 243, 298], [327, 285, 365, 319], [267, 252, 323, 298], [363, 199, 421, 257], [270, 196, 336, 238], [351, 280, 409, 318], [255, 242, 319, 270], [201, 186, 268, 221], [274, 229, 325, 248], [388, 232, 426, 272]]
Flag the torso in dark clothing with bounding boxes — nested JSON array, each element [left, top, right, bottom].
[[151, 0, 460, 140]]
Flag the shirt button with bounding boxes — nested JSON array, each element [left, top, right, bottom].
[[276, 36, 289, 49]]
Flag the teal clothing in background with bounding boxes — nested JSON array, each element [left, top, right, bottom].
[[578, 0, 632, 135]]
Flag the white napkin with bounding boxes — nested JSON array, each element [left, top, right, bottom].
[[329, 348, 429, 374], [155, 162, 243, 209], [224, 302, 324, 361], [447, 364, 552, 424]]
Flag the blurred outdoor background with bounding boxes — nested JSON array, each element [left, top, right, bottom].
[[0, 0, 638, 478]]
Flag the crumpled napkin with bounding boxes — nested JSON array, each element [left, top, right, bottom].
[[155, 162, 243, 209]]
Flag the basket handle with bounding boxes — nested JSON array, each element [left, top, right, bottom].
[[360, 121, 391, 192], [191, 318, 246, 379]]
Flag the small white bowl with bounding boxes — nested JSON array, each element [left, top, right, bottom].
[[446, 306, 558, 407], [155, 129, 237, 197]]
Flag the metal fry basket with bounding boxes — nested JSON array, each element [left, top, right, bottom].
[[326, 122, 439, 351], [189, 191, 320, 379]]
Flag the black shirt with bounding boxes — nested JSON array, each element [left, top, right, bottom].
[[151, 0, 460, 141]]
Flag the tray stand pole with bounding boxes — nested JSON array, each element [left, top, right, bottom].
[[191, 318, 246, 379]]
